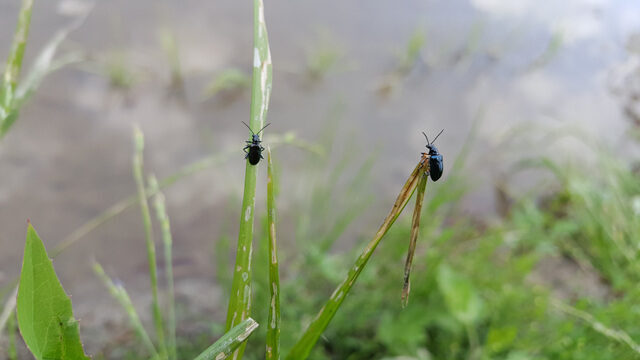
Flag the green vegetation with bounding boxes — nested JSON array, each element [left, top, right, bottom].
[[0, 0, 82, 140], [2, 0, 640, 359], [133, 125, 168, 359], [17, 224, 90, 360], [225, 1, 273, 359], [305, 32, 343, 80], [203, 68, 251, 99]]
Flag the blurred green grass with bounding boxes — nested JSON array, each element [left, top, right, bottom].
[[199, 125, 640, 360]]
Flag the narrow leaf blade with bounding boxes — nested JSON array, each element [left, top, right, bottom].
[[225, 0, 272, 359], [402, 171, 428, 307], [194, 318, 259, 360], [266, 147, 281, 360], [286, 161, 425, 360]]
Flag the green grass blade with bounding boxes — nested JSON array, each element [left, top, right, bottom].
[[401, 171, 428, 307], [552, 299, 640, 354], [286, 161, 426, 360], [265, 147, 281, 360], [1, 8, 87, 139], [7, 310, 17, 360], [1, 0, 33, 136], [194, 318, 259, 360], [225, 0, 272, 359], [132, 126, 167, 359], [14, 12, 88, 108], [1, 0, 33, 109], [149, 175, 178, 360], [17, 223, 90, 360], [0, 285, 18, 338], [158, 26, 183, 87], [92, 261, 159, 358]]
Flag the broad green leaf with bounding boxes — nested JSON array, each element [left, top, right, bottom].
[[436, 263, 483, 326], [17, 224, 90, 360]]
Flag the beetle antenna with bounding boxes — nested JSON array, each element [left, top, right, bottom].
[[431, 129, 444, 144], [241, 121, 255, 135], [256, 123, 271, 135], [422, 131, 430, 145]]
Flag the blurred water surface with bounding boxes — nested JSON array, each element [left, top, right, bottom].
[[0, 0, 639, 302]]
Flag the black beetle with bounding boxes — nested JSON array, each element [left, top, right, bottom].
[[422, 129, 444, 181], [242, 121, 270, 165]]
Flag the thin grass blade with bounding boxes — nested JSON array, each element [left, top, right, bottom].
[[286, 161, 426, 360], [149, 175, 177, 360], [225, 0, 272, 359], [92, 261, 158, 358], [14, 10, 89, 107], [0, 285, 18, 337], [552, 299, 640, 354], [7, 309, 17, 359], [1, 0, 33, 108], [401, 170, 428, 307], [132, 126, 167, 359], [1, 0, 33, 134], [265, 147, 281, 360], [194, 318, 259, 360]]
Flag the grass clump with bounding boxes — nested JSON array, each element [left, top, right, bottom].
[[0, 0, 83, 140]]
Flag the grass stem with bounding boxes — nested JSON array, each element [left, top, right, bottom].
[[194, 318, 259, 360], [92, 261, 159, 358], [225, 0, 272, 359], [149, 175, 177, 360], [132, 126, 167, 359], [401, 170, 428, 307], [266, 147, 281, 360], [287, 160, 426, 359]]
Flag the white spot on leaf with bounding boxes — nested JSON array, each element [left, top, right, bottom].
[[244, 206, 252, 221]]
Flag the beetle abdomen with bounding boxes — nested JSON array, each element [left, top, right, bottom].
[[429, 154, 443, 181], [247, 146, 262, 165]]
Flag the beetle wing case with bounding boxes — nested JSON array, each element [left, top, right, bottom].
[[428, 155, 443, 181]]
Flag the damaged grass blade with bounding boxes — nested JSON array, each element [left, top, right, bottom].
[[266, 147, 281, 360], [194, 318, 259, 360], [286, 160, 426, 360], [401, 170, 428, 307], [225, 0, 272, 359]]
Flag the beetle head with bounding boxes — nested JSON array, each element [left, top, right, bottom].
[[242, 121, 271, 142], [426, 144, 439, 155], [422, 129, 444, 153]]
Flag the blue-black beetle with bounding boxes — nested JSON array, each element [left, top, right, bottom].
[[242, 121, 270, 165], [422, 129, 444, 181]]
